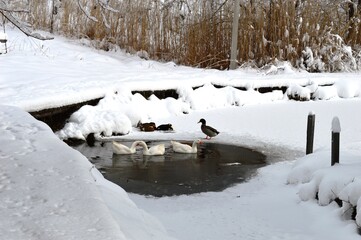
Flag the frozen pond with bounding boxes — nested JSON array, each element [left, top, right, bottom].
[[71, 140, 267, 197]]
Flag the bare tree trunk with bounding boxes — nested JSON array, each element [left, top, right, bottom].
[[346, 0, 356, 43], [357, 0, 361, 43], [230, 0, 240, 70], [50, 0, 55, 33]]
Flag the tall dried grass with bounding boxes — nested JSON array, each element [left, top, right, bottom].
[[10, 0, 361, 70]]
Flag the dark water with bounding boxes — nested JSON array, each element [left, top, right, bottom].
[[72, 140, 267, 197]]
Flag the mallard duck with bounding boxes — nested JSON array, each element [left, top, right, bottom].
[[171, 139, 202, 153], [198, 118, 219, 139], [112, 141, 142, 154], [137, 141, 165, 156], [156, 124, 173, 131]]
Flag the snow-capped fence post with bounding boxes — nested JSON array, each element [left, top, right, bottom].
[[306, 112, 315, 155], [331, 117, 341, 166]]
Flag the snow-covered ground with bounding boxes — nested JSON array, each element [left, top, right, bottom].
[[1, 26, 361, 239]]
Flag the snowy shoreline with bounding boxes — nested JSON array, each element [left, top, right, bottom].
[[27, 79, 341, 134]]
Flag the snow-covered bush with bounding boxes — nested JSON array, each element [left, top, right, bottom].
[[286, 84, 311, 101], [299, 47, 325, 72], [299, 33, 358, 72], [137, 50, 150, 60], [353, 46, 361, 70]]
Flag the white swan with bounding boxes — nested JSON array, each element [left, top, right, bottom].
[[112, 141, 141, 154], [137, 141, 165, 156], [171, 139, 202, 154]]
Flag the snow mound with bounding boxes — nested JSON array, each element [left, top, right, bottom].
[[58, 104, 132, 140], [288, 145, 361, 226], [286, 84, 311, 101], [335, 80, 361, 98], [298, 164, 361, 206], [0, 105, 173, 240], [313, 85, 338, 100], [286, 150, 330, 184]]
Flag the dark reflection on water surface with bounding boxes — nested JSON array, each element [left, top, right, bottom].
[[72, 140, 267, 197]]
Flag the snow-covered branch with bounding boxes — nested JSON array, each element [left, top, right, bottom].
[[77, 0, 119, 28], [100, 11, 110, 29], [98, 0, 119, 13], [0, 6, 28, 13], [77, 0, 99, 23], [0, 0, 28, 13], [0, 9, 53, 40]]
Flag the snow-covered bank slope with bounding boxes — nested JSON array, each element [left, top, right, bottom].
[[131, 162, 360, 240], [1, 27, 361, 113], [0, 105, 173, 240]]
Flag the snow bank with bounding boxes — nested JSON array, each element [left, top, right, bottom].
[[56, 85, 283, 140], [0, 105, 173, 240], [286, 80, 361, 101], [56, 87, 189, 139], [286, 150, 330, 184], [288, 144, 361, 226], [313, 85, 339, 100], [335, 80, 361, 98]]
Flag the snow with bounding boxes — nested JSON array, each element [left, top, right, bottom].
[[286, 83, 311, 100], [0, 32, 7, 40], [2, 26, 361, 239], [0, 106, 126, 240], [0, 105, 172, 240], [335, 79, 361, 98], [332, 117, 341, 133]]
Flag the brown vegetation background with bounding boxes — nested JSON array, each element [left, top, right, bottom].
[[7, 0, 361, 71]]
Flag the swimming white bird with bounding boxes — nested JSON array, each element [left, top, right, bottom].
[[137, 141, 165, 156], [112, 141, 141, 154], [171, 139, 202, 154]]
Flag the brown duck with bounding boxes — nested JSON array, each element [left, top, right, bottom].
[[137, 122, 156, 132]]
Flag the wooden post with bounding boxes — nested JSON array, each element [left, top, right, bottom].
[[229, 0, 241, 70], [331, 117, 341, 166], [306, 112, 315, 155], [1, 17, 7, 54]]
